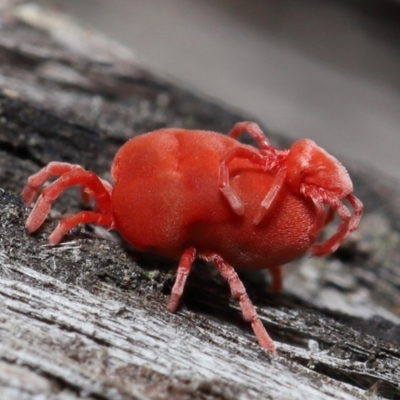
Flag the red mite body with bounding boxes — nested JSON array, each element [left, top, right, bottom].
[[21, 122, 363, 354], [112, 130, 316, 267]]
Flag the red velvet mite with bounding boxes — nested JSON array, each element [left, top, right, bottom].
[[22, 122, 363, 353]]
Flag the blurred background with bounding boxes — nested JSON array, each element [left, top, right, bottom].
[[36, 0, 400, 179]]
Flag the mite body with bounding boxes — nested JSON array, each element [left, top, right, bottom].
[[112, 130, 316, 267], [22, 122, 363, 353]]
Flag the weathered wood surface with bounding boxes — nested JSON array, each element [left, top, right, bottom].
[[0, 2, 400, 399]]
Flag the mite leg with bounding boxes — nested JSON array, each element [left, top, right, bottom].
[[49, 211, 114, 245], [310, 198, 351, 257], [219, 147, 265, 215], [221, 122, 287, 224], [201, 252, 276, 353], [346, 194, 363, 233], [81, 177, 113, 208], [26, 170, 113, 234], [227, 121, 274, 153], [21, 162, 112, 208], [22, 162, 85, 206], [253, 167, 287, 225], [303, 188, 327, 239], [167, 248, 196, 312]]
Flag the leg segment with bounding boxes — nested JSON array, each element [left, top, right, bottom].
[[22, 162, 85, 206], [303, 187, 328, 240], [227, 121, 274, 153], [346, 194, 363, 233], [310, 197, 351, 257], [25, 169, 113, 235], [21, 162, 112, 208], [49, 211, 114, 244], [167, 248, 196, 312], [221, 122, 286, 222], [253, 167, 287, 225], [219, 147, 265, 215], [220, 121, 277, 215], [201, 252, 276, 353], [82, 178, 113, 207]]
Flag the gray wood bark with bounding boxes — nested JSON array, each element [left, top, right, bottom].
[[0, 2, 399, 399]]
